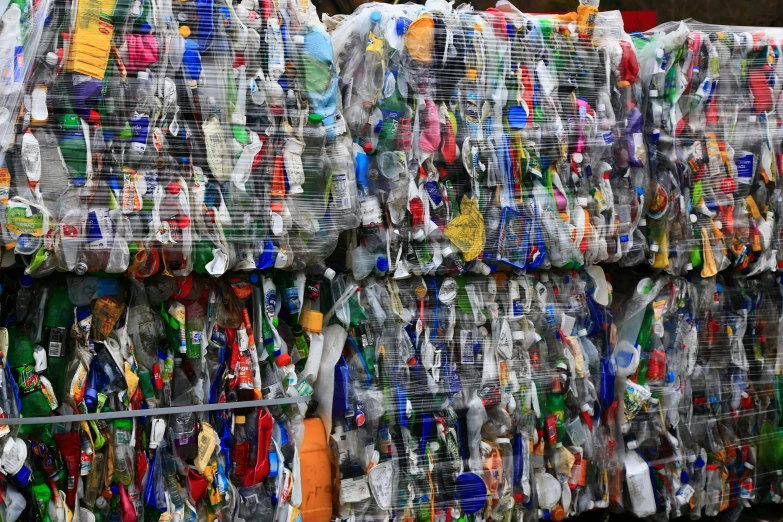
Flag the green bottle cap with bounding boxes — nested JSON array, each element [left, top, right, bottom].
[[308, 113, 323, 124]]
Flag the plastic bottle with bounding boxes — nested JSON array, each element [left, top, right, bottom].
[[128, 71, 154, 162], [170, 359, 198, 459], [15, 274, 34, 321], [0, 3, 23, 95], [113, 419, 134, 486], [703, 464, 721, 517], [42, 286, 73, 397], [614, 278, 655, 377], [376, 71, 407, 152]]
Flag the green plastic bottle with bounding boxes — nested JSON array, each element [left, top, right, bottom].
[[377, 74, 406, 153], [7, 326, 52, 417], [43, 286, 73, 398], [545, 392, 565, 444]]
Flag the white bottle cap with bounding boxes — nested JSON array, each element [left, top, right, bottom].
[[293, 35, 305, 44], [690, 214, 697, 223], [412, 228, 426, 241], [512, 331, 525, 342], [442, 246, 454, 257], [572, 152, 583, 164], [715, 220, 722, 230], [138, 71, 150, 81], [626, 439, 638, 450], [597, 103, 606, 112], [480, 263, 491, 276], [649, 89, 658, 97], [45, 52, 58, 66], [324, 268, 336, 281], [578, 328, 587, 337]]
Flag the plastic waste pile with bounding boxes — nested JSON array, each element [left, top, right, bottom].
[[0, 0, 783, 520], [634, 22, 783, 277], [3, 268, 783, 521], [1, 0, 359, 278], [0, 270, 338, 522], [331, 0, 649, 278]]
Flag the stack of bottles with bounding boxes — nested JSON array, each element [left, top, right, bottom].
[[0, 0, 783, 520], [1, 0, 360, 277], [635, 22, 783, 277], [3, 268, 783, 521]]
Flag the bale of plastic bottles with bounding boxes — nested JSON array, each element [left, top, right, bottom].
[[0, 0, 782, 520]]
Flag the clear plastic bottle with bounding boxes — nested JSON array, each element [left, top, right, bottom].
[[113, 419, 134, 486], [703, 463, 721, 517], [170, 358, 198, 459]]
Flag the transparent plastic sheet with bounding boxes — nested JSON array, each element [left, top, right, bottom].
[[634, 21, 783, 278]]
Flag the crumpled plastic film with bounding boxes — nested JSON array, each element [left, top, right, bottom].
[[2, 0, 360, 278]]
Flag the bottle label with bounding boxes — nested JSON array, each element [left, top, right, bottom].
[[740, 479, 753, 499], [460, 330, 474, 364], [285, 287, 301, 316], [464, 90, 479, 137], [130, 112, 150, 153], [0, 168, 9, 204], [331, 171, 352, 210], [379, 108, 401, 140], [48, 327, 67, 357], [12, 363, 41, 395]]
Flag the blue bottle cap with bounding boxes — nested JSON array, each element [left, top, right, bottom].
[[681, 470, 689, 484], [371, 11, 381, 23], [396, 17, 411, 36], [507, 105, 528, 129], [140, 22, 152, 34], [13, 464, 31, 488], [376, 256, 389, 273], [457, 472, 487, 514], [695, 456, 705, 468], [666, 371, 675, 383], [20, 274, 33, 287], [636, 187, 644, 196], [249, 273, 259, 284]]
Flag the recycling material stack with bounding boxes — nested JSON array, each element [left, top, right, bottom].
[[0, 0, 782, 520]]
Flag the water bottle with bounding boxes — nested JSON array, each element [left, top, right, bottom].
[[128, 71, 154, 164]]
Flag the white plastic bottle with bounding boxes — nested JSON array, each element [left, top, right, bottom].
[[0, 3, 22, 95]]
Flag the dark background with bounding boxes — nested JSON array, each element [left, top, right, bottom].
[[315, 0, 782, 32]]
